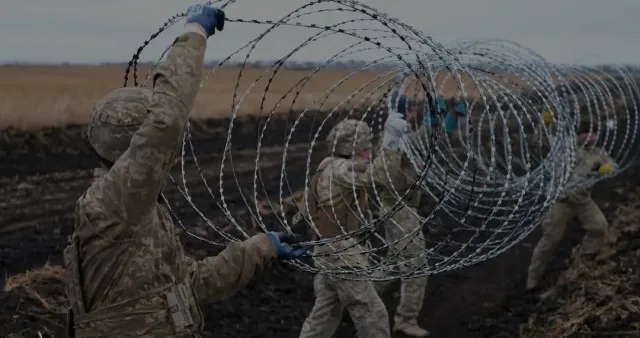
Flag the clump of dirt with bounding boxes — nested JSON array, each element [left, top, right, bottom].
[[521, 187, 640, 338], [1, 264, 67, 337]]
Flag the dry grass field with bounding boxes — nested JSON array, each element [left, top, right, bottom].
[[0, 65, 377, 130], [0, 64, 524, 130]]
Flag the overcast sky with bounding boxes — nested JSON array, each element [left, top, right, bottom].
[[1, 0, 639, 65]]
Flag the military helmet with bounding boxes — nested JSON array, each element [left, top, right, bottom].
[[88, 87, 152, 162], [326, 119, 372, 156]]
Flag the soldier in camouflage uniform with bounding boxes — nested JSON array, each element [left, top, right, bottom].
[[372, 147, 430, 337], [297, 114, 410, 338], [63, 5, 307, 337], [371, 94, 465, 337], [526, 129, 615, 290]]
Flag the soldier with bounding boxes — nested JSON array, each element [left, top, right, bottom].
[[297, 113, 410, 338], [423, 94, 466, 133], [526, 128, 615, 290], [63, 4, 307, 337], [372, 95, 465, 337], [371, 147, 429, 337]]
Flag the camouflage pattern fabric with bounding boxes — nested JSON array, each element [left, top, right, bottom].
[[64, 32, 278, 338], [560, 147, 614, 204], [378, 204, 427, 319], [325, 119, 373, 157], [372, 149, 428, 320], [311, 120, 404, 269], [527, 147, 613, 288], [527, 198, 608, 288], [301, 119, 397, 338], [299, 274, 390, 338]]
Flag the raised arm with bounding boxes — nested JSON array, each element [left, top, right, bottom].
[[103, 33, 205, 219], [93, 6, 224, 224], [329, 159, 373, 190]]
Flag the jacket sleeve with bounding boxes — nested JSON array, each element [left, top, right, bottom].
[[189, 233, 278, 304], [330, 147, 409, 190], [99, 33, 206, 223], [329, 159, 374, 190]]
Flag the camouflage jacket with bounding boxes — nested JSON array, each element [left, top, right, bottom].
[[561, 146, 614, 204], [372, 147, 422, 210], [529, 126, 614, 204], [310, 151, 406, 269], [64, 32, 277, 338]]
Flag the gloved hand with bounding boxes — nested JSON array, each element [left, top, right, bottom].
[[444, 99, 466, 133], [382, 112, 409, 151], [597, 162, 615, 175], [185, 4, 226, 37], [267, 232, 308, 260]]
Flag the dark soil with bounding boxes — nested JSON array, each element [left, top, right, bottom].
[[1, 114, 638, 338]]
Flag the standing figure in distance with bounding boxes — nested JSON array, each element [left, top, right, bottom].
[[297, 113, 410, 338], [526, 128, 615, 290], [373, 94, 465, 337], [64, 4, 306, 337]]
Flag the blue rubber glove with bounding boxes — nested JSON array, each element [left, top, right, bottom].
[[454, 99, 467, 116], [185, 4, 226, 37], [435, 95, 447, 116], [267, 232, 308, 260], [443, 99, 466, 133], [444, 112, 459, 133]]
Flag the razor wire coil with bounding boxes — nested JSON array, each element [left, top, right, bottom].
[[123, 0, 640, 280]]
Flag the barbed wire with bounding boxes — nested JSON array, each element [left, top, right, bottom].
[[124, 0, 640, 280]]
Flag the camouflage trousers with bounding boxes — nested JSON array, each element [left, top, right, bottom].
[[528, 198, 607, 283], [375, 205, 427, 319], [299, 273, 390, 338]]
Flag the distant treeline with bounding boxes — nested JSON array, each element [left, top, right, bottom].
[[116, 60, 640, 75]]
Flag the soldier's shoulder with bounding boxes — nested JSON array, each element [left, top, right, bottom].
[[318, 156, 342, 171], [325, 157, 359, 171], [75, 183, 109, 225], [78, 178, 124, 220]]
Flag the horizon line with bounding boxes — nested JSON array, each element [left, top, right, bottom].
[[1, 60, 640, 68]]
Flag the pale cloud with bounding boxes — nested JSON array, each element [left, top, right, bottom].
[[1, 0, 639, 64]]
